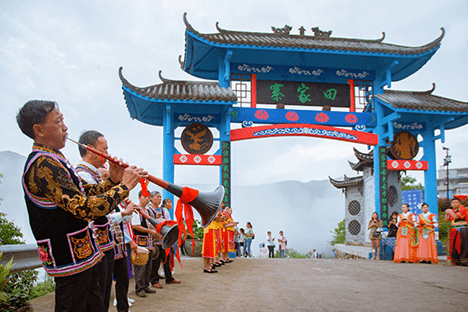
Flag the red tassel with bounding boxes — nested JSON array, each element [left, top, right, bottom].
[[175, 187, 199, 259], [139, 178, 150, 197]]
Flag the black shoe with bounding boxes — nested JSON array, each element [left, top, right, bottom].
[[204, 269, 215, 273], [135, 291, 146, 298], [144, 287, 156, 294]]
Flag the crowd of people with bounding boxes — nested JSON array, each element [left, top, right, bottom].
[[17, 100, 183, 312], [201, 205, 237, 273], [15, 99, 468, 311], [371, 203, 438, 263], [373, 198, 468, 266]]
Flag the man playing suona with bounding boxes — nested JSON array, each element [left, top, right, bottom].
[[75, 130, 138, 312], [17, 100, 147, 312]]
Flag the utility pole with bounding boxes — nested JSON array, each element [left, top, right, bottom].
[[443, 146, 452, 209]]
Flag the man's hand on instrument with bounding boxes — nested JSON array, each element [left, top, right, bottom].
[[129, 240, 138, 252], [121, 166, 149, 190], [108, 156, 128, 184], [150, 230, 163, 241], [122, 198, 138, 217]]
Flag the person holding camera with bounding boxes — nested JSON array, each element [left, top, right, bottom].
[[368, 212, 383, 260], [381, 211, 399, 260]]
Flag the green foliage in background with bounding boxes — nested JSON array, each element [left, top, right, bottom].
[[401, 175, 424, 191], [30, 274, 55, 300], [0, 178, 39, 310], [330, 218, 346, 247], [186, 219, 204, 239], [0, 253, 14, 304], [274, 248, 312, 258]]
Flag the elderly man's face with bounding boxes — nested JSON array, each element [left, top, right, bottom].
[[152, 193, 162, 207], [34, 108, 68, 150]]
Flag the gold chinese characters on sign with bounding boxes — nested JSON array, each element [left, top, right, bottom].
[[181, 123, 213, 155]]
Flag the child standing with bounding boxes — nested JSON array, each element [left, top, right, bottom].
[[260, 244, 267, 258]]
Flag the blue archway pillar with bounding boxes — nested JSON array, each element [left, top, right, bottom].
[[373, 99, 386, 218], [420, 130, 439, 218], [162, 103, 175, 219], [218, 51, 232, 204]]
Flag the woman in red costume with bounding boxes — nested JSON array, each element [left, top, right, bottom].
[[415, 203, 438, 264], [445, 196, 468, 266], [394, 203, 417, 263], [213, 210, 227, 267], [221, 206, 238, 263], [202, 214, 218, 273]]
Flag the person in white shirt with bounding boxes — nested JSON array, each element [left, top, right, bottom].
[[311, 249, 318, 259], [266, 231, 275, 258], [278, 231, 287, 258]]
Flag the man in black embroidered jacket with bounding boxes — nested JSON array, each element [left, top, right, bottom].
[[17, 100, 147, 312]]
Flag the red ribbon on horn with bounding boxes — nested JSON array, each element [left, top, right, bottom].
[[155, 220, 179, 268], [139, 178, 151, 197], [175, 187, 199, 257]]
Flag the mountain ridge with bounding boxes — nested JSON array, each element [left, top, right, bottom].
[[0, 150, 344, 256]]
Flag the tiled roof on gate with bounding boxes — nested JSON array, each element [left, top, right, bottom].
[[350, 148, 374, 172], [183, 13, 444, 55], [376, 84, 468, 113], [329, 175, 363, 189], [119, 67, 237, 103]]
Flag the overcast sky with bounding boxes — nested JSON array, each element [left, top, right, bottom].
[[1, 0, 468, 190]]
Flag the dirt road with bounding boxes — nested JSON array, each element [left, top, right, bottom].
[[30, 257, 468, 311]]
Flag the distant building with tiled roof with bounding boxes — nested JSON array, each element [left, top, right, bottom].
[[329, 148, 401, 246]]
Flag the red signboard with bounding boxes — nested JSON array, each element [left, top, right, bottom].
[[387, 160, 428, 171], [173, 154, 222, 165]]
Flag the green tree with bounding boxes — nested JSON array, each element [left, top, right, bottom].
[[330, 218, 345, 246], [274, 248, 312, 259], [185, 219, 204, 239], [0, 174, 38, 310], [401, 175, 424, 191], [0, 213, 24, 245]]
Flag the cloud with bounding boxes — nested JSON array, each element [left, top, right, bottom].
[[1, 0, 467, 190]]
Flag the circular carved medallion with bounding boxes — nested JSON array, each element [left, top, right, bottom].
[[389, 131, 419, 160], [181, 123, 213, 155]]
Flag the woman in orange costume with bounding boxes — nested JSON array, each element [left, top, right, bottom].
[[202, 215, 218, 273], [221, 206, 238, 263], [394, 203, 417, 263], [415, 203, 438, 264], [445, 196, 468, 266], [212, 210, 225, 268]]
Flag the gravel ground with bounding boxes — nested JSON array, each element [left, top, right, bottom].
[[30, 257, 468, 312]]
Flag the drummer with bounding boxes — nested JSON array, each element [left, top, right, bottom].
[[148, 192, 181, 288], [132, 190, 161, 298]]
